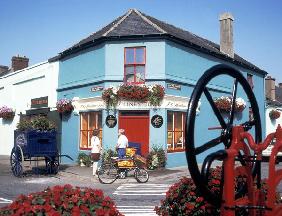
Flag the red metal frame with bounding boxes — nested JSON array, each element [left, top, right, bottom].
[[124, 47, 146, 84], [220, 125, 282, 216]]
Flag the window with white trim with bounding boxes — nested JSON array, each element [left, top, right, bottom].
[[80, 111, 102, 149], [167, 111, 186, 152]]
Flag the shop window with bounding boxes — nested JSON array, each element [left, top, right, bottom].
[[167, 111, 186, 152], [247, 73, 254, 90], [80, 111, 102, 150], [124, 47, 146, 84]]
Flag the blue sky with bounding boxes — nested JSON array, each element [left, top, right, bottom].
[[1, 0, 281, 82]]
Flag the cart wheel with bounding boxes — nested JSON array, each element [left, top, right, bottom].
[[134, 168, 149, 183], [10, 146, 23, 177], [45, 156, 60, 174], [185, 64, 262, 207], [97, 163, 118, 184]]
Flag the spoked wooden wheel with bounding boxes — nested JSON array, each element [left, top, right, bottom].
[[185, 64, 262, 207], [10, 145, 23, 177]]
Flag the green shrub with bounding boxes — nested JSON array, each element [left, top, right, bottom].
[[146, 146, 166, 170], [17, 116, 56, 131], [101, 149, 118, 163], [77, 152, 92, 167]]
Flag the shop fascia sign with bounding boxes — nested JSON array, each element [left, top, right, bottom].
[[72, 95, 201, 112]]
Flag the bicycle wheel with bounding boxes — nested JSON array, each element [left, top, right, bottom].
[[134, 168, 149, 183], [97, 163, 118, 184]]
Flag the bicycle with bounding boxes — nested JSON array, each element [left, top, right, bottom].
[[97, 148, 149, 184]]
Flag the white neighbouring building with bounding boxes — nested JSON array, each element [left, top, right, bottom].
[[0, 60, 59, 155]]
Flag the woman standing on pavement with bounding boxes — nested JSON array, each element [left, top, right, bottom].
[[91, 129, 101, 177]]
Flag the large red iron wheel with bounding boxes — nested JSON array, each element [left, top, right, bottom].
[[185, 64, 262, 207]]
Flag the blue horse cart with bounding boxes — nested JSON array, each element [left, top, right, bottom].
[[10, 130, 60, 177]]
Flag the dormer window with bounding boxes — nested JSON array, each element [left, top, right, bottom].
[[124, 47, 146, 84]]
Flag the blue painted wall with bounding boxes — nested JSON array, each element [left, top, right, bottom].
[[58, 38, 266, 167], [58, 44, 105, 90], [164, 40, 265, 167]]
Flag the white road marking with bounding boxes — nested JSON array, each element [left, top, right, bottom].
[[0, 197, 13, 204], [113, 183, 170, 196], [117, 205, 157, 216]]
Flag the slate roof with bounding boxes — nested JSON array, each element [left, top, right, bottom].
[[52, 9, 266, 75]]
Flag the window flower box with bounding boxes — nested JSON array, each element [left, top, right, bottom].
[[56, 98, 74, 114], [269, 109, 280, 120], [214, 96, 246, 113], [102, 84, 165, 109], [0, 106, 15, 120]]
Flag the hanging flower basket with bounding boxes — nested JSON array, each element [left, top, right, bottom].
[[214, 96, 246, 113], [269, 109, 280, 120], [0, 106, 15, 120], [102, 84, 165, 109], [56, 98, 74, 114], [102, 87, 118, 109]]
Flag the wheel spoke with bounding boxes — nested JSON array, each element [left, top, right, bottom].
[[204, 88, 227, 129], [195, 135, 222, 155], [240, 120, 255, 131], [228, 79, 238, 126]]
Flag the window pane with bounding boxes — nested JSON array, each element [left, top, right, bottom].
[[167, 112, 173, 131], [174, 132, 183, 149], [136, 66, 145, 82], [89, 112, 96, 131], [174, 112, 182, 131], [80, 131, 88, 148], [136, 47, 144, 63], [125, 48, 134, 64], [125, 66, 135, 82], [167, 132, 173, 150], [81, 113, 88, 130]]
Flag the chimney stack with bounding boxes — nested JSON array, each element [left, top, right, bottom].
[[11, 55, 29, 71], [219, 12, 234, 58], [278, 83, 282, 88], [265, 76, 276, 101], [0, 65, 9, 75]]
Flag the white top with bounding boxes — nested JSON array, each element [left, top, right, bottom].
[[117, 134, 128, 149], [91, 136, 101, 153]]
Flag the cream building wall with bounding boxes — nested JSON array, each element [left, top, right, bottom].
[[0, 61, 59, 155]]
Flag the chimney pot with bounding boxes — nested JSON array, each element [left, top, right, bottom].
[[265, 76, 276, 101], [219, 12, 234, 58], [11, 55, 29, 71]]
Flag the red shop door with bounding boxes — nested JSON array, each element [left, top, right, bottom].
[[119, 111, 149, 156]]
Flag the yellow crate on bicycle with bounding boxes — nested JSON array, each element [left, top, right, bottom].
[[117, 159, 135, 168], [126, 147, 137, 157]]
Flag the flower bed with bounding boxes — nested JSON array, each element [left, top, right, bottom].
[[214, 96, 246, 113], [155, 166, 282, 216], [102, 84, 165, 109], [269, 109, 281, 120], [0, 106, 15, 120], [56, 98, 74, 114], [0, 184, 122, 216]]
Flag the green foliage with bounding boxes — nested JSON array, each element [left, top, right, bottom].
[[146, 146, 166, 170], [16, 116, 56, 131], [77, 152, 92, 167], [101, 149, 118, 163]]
